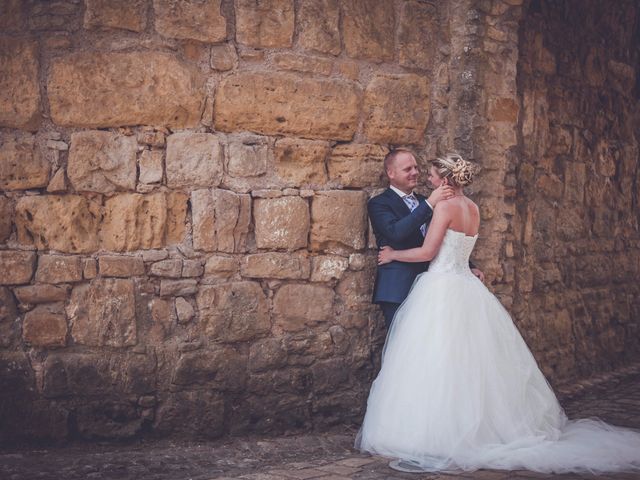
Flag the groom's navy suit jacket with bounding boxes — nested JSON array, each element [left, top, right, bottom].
[[368, 188, 432, 304]]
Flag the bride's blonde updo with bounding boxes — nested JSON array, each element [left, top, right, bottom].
[[431, 153, 476, 187]]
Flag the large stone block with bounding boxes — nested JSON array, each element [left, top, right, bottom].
[[197, 281, 270, 342], [48, 52, 205, 128], [13, 284, 70, 305], [101, 193, 169, 251], [310, 191, 367, 253], [297, 0, 340, 55], [67, 279, 136, 347], [16, 195, 101, 253], [363, 74, 430, 144], [166, 132, 223, 188], [0, 37, 40, 129], [241, 253, 310, 279], [254, 197, 309, 250], [398, 0, 438, 70], [342, 0, 394, 61], [226, 134, 269, 178], [84, 0, 147, 32], [273, 284, 334, 331], [274, 138, 329, 186], [310, 255, 349, 282], [191, 189, 251, 253], [36, 255, 82, 284], [154, 0, 226, 42], [328, 144, 387, 188], [0, 251, 36, 285], [166, 191, 188, 245], [235, 0, 293, 48], [98, 255, 145, 277], [68, 131, 137, 193], [214, 73, 361, 141], [0, 132, 49, 190], [23, 304, 67, 347], [0, 196, 13, 242]]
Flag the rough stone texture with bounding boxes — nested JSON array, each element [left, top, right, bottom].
[[0, 37, 40, 130], [175, 297, 195, 324], [363, 74, 430, 144], [310, 191, 367, 253], [98, 255, 145, 277], [214, 73, 361, 141], [68, 131, 137, 193], [0, 251, 36, 286], [328, 144, 387, 188], [310, 255, 349, 282], [398, 0, 439, 70], [160, 279, 197, 297], [273, 284, 334, 331], [22, 304, 67, 347], [197, 282, 270, 342], [204, 255, 238, 276], [254, 197, 309, 251], [13, 285, 70, 305], [274, 138, 329, 187], [342, 0, 394, 62], [226, 134, 268, 178], [166, 132, 223, 188], [0, 287, 18, 347], [0, 196, 13, 243], [297, 0, 340, 55], [192, 189, 251, 253], [272, 53, 333, 76], [139, 149, 163, 185], [154, 0, 226, 42], [36, 255, 83, 284], [48, 52, 205, 128], [150, 259, 182, 278], [235, 0, 294, 48], [241, 253, 310, 279], [0, 132, 49, 190], [67, 279, 136, 347], [210, 43, 237, 71], [84, 0, 147, 32]]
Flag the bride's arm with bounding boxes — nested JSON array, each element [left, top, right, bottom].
[[379, 204, 451, 264]]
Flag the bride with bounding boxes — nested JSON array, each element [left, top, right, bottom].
[[355, 153, 640, 474]]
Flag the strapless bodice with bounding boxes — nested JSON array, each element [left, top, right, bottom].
[[427, 228, 477, 275]]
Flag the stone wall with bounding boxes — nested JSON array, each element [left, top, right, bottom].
[[1, 0, 639, 444]]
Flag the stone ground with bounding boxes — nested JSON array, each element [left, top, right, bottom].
[[2, 369, 640, 480]]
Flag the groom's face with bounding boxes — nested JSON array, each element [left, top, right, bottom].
[[388, 152, 419, 194]]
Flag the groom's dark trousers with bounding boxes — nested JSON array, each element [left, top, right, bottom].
[[368, 188, 432, 329]]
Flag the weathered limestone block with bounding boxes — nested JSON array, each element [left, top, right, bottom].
[[0, 132, 49, 190], [328, 144, 387, 187], [363, 74, 430, 144], [166, 191, 188, 245], [254, 197, 309, 250], [150, 259, 182, 277], [0, 196, 13, 243], [191, 189, 251, 253], [310, 255, 349, 282], [182, 259, 204, 277], [160, 279, 197, 296], [272, 53, 333, 76], [23, 304, 67, 347], [98, 255, 145, 277], [273, 284, 334, 331], [36, 255, 82, 284], [297, 0, 340, 55], [47, 168, 66, 193], [342, 0, 394, 61], [101, 192, 182, 251], [274, 138, 329, 186], [154, 0, 226, 42], [226, 134, 268, 178], [0, 287, 18, 347], [139, 149, 164, 185], [211, 43, 237, 71], [68, 131, 137, 193], [48, 52, 205, 128], [166, 132, 223, 188], [16, 195, 101, 253], [83, 258, 98, 279], [241, 253, 310, 279], [13, 284, 70, 304], [249, 337, 287, 372], [175, 297, 195, 324], [0, 37, 40, 129], [337, 270, 372, 307], [0, 352, 35, 393], [215, 73, 361, 141], [84, 0, 147, 32], [197, 281, 270, 342], [398, 0, 438, 70], [154, 391, 224, 438], [150, 297, 176, 339], [67, 279, 136, 347], [310, 191, 367, 252], [235, 0, 294, 48], [0, 251, 36, 285], [204, 255, 238, 276]]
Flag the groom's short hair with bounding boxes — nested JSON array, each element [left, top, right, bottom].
[[384, 148, 416, 174]]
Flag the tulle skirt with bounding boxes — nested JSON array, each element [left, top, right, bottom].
[[355, 270, 640, 473]]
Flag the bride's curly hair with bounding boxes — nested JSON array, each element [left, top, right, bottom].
[[431, 153, 477, 187]]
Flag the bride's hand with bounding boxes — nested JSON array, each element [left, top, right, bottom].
[[378, 246, 395, 265]]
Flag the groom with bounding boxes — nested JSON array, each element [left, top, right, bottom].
[[368, 149, 484, 328]]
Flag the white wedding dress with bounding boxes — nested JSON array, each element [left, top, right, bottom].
[[356, 229, 640, 474]]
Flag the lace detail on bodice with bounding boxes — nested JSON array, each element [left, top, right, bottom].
[[428, 229, 478, 275]]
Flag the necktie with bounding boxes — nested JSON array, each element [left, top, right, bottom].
[[404, 194, 426, 237]]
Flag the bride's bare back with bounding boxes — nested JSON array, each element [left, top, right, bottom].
[[441, 196, 480, 237]]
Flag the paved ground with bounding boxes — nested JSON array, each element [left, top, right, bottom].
[[2, 367, 640, 480]]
